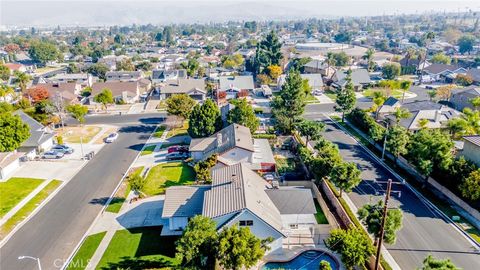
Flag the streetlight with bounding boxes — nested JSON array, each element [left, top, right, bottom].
[[18, 255, 42, 270]]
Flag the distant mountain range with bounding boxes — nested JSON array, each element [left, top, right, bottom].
[[1, 0, 479, 28]]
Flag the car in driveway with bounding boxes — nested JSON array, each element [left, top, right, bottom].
[[167, 145, 189, 153], [42, 150, 64, 159], [166, 152, 189, 161], [105, 133, 119, 143], [51, 144, 74, 154]]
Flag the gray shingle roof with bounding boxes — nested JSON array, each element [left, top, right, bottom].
[[14, 110, 53, 148], [189, 124, 254, 153], [162, 186, 210, 218], [202, 163, 283, 233], [334, 69, 370, 86], [423, 64, 460, 75], [463, 135, 480, 147], [265, 187, 316, 215], [160, 78, 206, 94], [219, 76, 254, 91]]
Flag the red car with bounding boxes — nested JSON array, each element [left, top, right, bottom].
[[167, 145, 189, 153]]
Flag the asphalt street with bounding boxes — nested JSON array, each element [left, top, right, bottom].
[[0, 114, 162, 270], [316, 115, 480, 270]]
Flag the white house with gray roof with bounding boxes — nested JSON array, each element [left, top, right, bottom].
[[331, 69, 371, 91], [219, 76, 255, 99], [189, 124, 275, 171], [161, 163, 316, 253], [159, 78, 206, 101]]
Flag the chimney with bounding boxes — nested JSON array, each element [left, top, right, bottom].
[[435, 110, 441, 122], [216, 133, 223, 148]]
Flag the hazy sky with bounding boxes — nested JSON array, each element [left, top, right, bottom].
[[1, 0, 479, 28]]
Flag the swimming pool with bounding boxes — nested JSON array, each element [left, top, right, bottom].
[[262, 249, 339, 270]]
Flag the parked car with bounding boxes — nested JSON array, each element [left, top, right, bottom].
[[105, 133, 119, 143], [166, 152, 189, 161], [42, 151, 64, 159], [167, 145, 189, 153], [263, 173, 275, 181], [312, 89, 323, 96], [51, 144, 74, 154]]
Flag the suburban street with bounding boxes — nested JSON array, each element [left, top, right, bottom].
[[314, 114, 480, 270], [0, 114, 162, 270]]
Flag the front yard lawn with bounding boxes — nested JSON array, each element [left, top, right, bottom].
[[140, 145, 156, 156], [0, 180, 61, 239], [66, 231, 107, 270], [274, 156, 296, 174], [153, 125, 166, 138], [314, 200, 328, 224], [96, 226, 179, 270], [324, 90, 337, 101], [167, 121, 189, 139], [105, 167, 143, 213], [0, 177, 44, 218], [57, 126, 102, 143], [362, 88, 413, 99], [305, 94, 319, 104], [143, 162, 195, 196]]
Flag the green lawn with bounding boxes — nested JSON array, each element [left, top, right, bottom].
[[305, 94, 320, 104], [324, 90, 337, 101], [0, 180, 61, 239], [167, 121, 189, 139], [362, 88, 413, 99], [105, 167, 143, 213], [66, 232, 107, 270], [153, 125, 166, 138], [140, 145, 156, 156], [96, 226, 179, 270], [275, 156, 296, 174], [314, 200, 328, 224], [0, 177, 44, 218], [143, 162, 195, 196]]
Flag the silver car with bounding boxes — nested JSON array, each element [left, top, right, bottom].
[[42, 150, 64, 159]]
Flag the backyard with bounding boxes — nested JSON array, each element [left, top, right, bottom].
[[274, 155, 297, 174], [143, 162, 195, 196], [96, 226, 179, 270], [0, 177, 44, 218], [314, 200, 328, 224]]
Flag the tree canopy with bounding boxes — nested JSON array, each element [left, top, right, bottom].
[[296, 119, 325, 145], [358, 201, 403, 245], [28, 40, 60, 64], [253, 30, 282, 75], [188, 99, 223, 138], [227, 98, 259, 134], [93, 88, 114, 109], [326, 226, 374, 270], [420, 255, 460, 270], [335, 71, 356, 122], [0, 112, 30, 152], [329, 162, 361, 196], [166, 94, 196, 120], [66, 104, 89, 124]]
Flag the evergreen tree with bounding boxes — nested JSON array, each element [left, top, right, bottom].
[[335, 71, 356, 122], [253, 30, 282, 75], [188, 99, 222, 138], [358, 201, 403, 245], [227, 98, 259, 133], [0, 112, 30, 152]]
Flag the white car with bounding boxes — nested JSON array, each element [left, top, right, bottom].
[[42, 151, 64, 159], [105, 133, 119, 143]]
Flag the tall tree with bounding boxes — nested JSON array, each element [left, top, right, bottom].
[[227, 98, 259, 134], [271, 70, 306, 134], [310, 138, 343, 182], [28, 41, 60, 64], [335, 71, 356, 122], [254, 30, 282, 75], [382, 63, 401, 80], [393, 107, 411, 125], [459, 169, 480, 201], [420, 255, 460, 270], [329, 162, 362, 196], [176, 216, 218, 269], [116, 58, 135, 71], [166, 94, 196, 121], [66, 104, 88, 125], [0, 112, 30, 152], [93, 88, 114, 110], [362, 48, 375, 71], [0, 64, 10, 81], [296, 119, 325, 145], [358, 201, 403, 245], [326, 226, 375, 270], [458, 35, 475, 55], [25, 85, 50, 103], [14, 71, 30, 92], [188, 99, 223, 138], [217, 225, 271, 270], [386, 126, 410, 163]]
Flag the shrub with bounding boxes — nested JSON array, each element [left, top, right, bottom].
[[56, 136, 63, 145]]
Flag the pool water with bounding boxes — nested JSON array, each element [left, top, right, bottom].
[[262, 250, 339, 270]]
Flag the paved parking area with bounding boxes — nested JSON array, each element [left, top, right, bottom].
[[12, 160, 86, 182]]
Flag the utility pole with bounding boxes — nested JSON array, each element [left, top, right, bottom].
[[375, 179, 392, 270], [382, 121, 389, 160]]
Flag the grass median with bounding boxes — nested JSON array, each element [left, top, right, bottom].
[[105, 167, 144, 213], [66, 231, 107, 270], [0, 180, 61, 240]]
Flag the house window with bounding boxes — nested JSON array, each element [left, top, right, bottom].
[[289, 224, 299, 229], [239, 220, 253, 226]]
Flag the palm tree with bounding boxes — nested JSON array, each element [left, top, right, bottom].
[[393, 107, 412, 125], [14, 71, 30, 92], [362, 48, 375, 71], [0, 85, 14, 101], [419, 32, 435, 84], [405, 47, 416, 68], [427, 90, 437, 101], [325, 52, 335, 78]]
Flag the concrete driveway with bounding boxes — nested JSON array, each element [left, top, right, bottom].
[[12, 160, 86, 182]]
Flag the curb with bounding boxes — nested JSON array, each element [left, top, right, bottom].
[[62, 124, 161, 270], [327, 114, 480, 250]]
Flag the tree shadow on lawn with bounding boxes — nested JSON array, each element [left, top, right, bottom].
[[100, 256, 176, 270]]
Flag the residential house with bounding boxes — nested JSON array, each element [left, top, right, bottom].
[[331, 69, 371, 91], [46, 73, 94, 87], [302, 60, 335, 78], [218, 76, 254, 100], [162, 163, 317, 253], [105, 71, 144, 82], [90, 81, 142, 104], [4, 63, 28, 74], [378, 97, 401, 114], [43, 83, 82, 104], [159, 78, 206, 101], [278, 74, 324, 92], [461, 135, 480, 167], [0, 151, 24, 180], [189, 123, 275, 172], [450, 86, 480, 111], [205, 67, 234, 80], [151, 69, 187, 84], [386, 100, 461, 131], [466, 69, 480, 86], [14, 111, 54, 159], [422, 64, 468, 83]]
